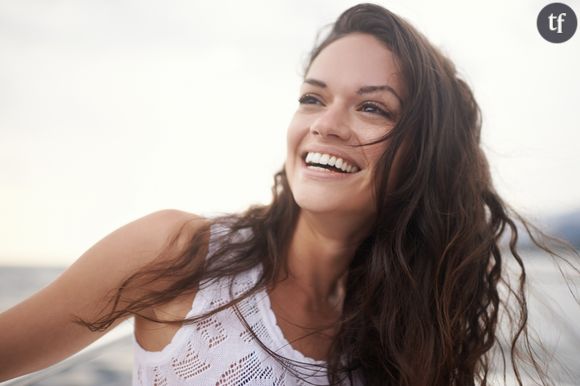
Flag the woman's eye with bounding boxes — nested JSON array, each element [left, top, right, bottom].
[[298, 94, 322, 105], [360, 102, 392, 119], [297, 96, 393, 120]]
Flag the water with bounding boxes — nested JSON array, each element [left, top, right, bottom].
[[0, 266, 66, 312], [495, 254, 580, 385], [1, 254, 579, 385]]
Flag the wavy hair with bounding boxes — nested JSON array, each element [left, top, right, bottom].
[[76, 3, 577, 385]]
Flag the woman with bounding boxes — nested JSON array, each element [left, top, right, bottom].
[[0, 3, 570, 385]]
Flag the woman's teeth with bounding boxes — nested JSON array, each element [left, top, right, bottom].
[[304, 152, 359, 173]]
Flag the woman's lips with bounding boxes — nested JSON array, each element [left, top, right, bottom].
[[302, 151, 361, 173], [300, 157, 358, 180]]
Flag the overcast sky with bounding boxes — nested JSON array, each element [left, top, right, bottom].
[[1, 0, 579, 266]]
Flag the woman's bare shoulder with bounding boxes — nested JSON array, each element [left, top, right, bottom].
[[0, 209, 209, 380], [125, 209, 211, 272], [102, 209, 209, 271], [119, 209, 208, 249]]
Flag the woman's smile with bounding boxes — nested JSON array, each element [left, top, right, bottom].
[[299, 147, 363, 181], [301, 156, 361, 181]]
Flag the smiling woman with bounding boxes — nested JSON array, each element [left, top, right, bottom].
[[0, 3, 576, 386]]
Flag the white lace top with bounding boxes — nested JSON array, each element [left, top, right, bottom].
[[132, 222, 360, 385]]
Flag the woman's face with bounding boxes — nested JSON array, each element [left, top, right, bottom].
[[285, 33, 405, 220]]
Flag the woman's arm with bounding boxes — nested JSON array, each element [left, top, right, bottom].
[[0, 209, 202, 381]]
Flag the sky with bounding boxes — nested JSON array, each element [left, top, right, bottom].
[[0, 0, 579, 266]]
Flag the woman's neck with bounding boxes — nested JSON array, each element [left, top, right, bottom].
[[280, 209, 371, 310]]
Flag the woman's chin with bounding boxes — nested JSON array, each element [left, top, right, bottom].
[[293, 193, 351, 214]]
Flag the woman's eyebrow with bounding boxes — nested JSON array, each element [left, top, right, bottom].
[[303, 78, 402, 106]]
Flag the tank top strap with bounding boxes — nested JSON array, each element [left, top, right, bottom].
[[205, 220, 253, 262], [188, 220, 259, 316]]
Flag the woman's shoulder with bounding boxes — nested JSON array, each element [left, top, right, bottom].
[[132, 209, 208, 239], [79, 209, 211, 296], [133, 209, 209, 246], [125, 209, 213, 271], [93, 209, 213, 323]]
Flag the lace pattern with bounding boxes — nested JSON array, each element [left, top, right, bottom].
[[131, 222, 346, 385]]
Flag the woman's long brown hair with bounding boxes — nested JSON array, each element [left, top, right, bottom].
[[75, 3, 579, 385]]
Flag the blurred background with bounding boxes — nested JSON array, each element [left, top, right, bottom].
[[1, 0, 578, 385]]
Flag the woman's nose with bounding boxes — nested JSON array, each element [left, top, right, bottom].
[[309, 104, 352, 141]]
